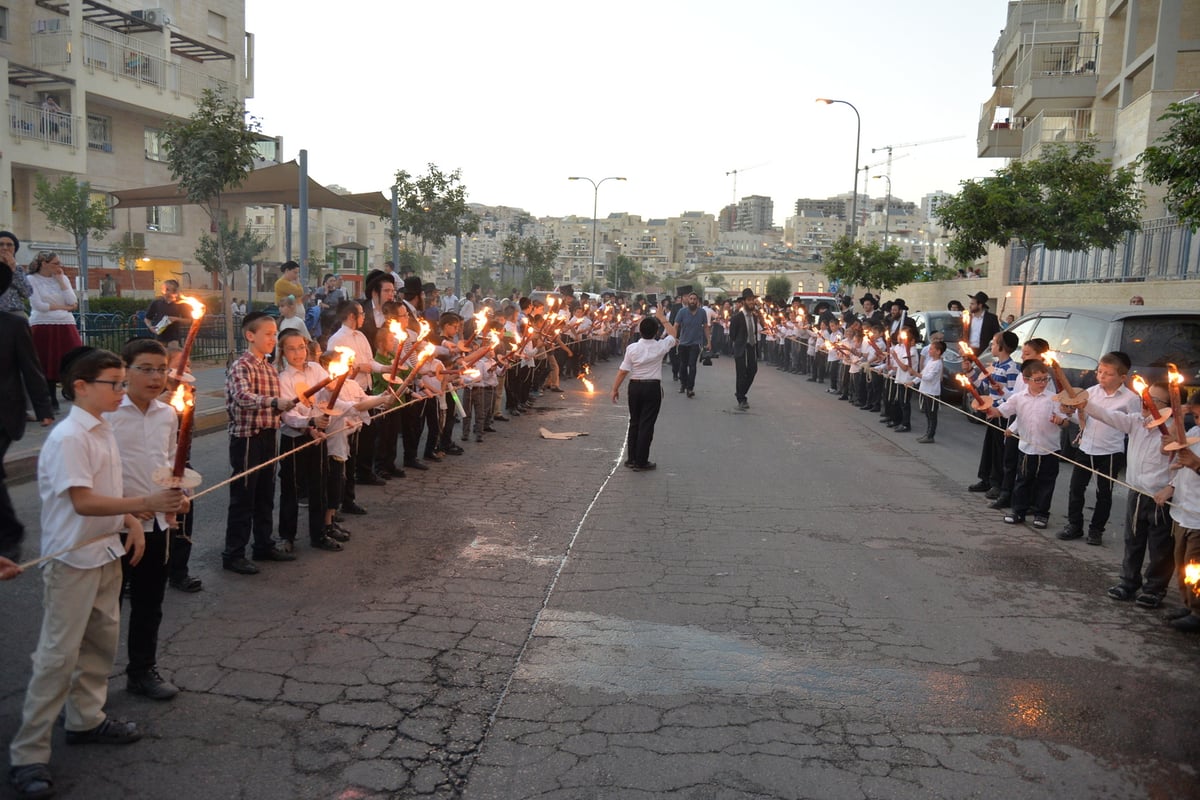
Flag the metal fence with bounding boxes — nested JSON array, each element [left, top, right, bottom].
[[1009, 217, 1200, 284], [77, 313, 246, 361]]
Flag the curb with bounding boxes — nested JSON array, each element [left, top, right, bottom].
[[4, 407, 229, 487]]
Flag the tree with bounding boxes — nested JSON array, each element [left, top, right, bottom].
[[1140, 100, 1200, 229], [502, 234, 560, 293], [612, 255, 644, 292], [765, 274, 793, 302], [195, 221, 269, 299], [33, 174, 113, 318], [161, 88, 262, 352], [823, 236, 923, 295], [936, 142, 1142, 315], [111, 231, 146, 270], [389, 164, 479, 269], [705, 273, 727, 289]]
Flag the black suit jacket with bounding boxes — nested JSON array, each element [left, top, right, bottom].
[[728, 310, 759, 358], [972, 311, 1002, 351], [0, 312, 53, 442]]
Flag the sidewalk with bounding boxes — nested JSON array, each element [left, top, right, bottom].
[[4, 360, 231, 485]]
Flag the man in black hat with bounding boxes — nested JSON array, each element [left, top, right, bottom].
[[860, 293, 883, 326], [0, 258, 54, 564], [965, 291, 1001, 352], [728, 288, 761, 409]]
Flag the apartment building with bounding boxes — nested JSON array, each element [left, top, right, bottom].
[[2, 0, 253, 292], [784, 210, 848, 262], [734, 194, 774, 233]]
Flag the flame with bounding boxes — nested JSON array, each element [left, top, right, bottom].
[[1185, 562, 1200, 591], [463, 368, 481, 381], [328, 345, 356, 378], [1131, 375, 1148, 395], [180, 295, 206, 319], [580, 376, 595, 393], [417, 319, 432, 341], [473, 309, 489, 333], [546, 295, 557, 309], [581, 364, 591, 377], [961, 310, 970, 329], [387, 320, 407, 344], [487, 331, 501, 348], [824, 341, 833, 351], [419, 343, 436, 360], [168, 383, 191, 413], [954, 374, 972, 389], [959, 342, 974, 357], [1168, 363, 1183, 387], [899, 330, 909, 343], [1042, 353, 1058, 367]]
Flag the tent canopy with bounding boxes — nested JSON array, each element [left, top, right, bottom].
[[109, 160, 389, 215]]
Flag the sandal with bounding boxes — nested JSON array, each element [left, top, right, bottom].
[[1106, 585, 1135, 601], [1003, 514, 1025, 525], [9, 764, 54, 800]]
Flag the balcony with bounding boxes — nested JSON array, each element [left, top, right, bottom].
[[1012, 33, 1100, 116], [991, 1, 1075, 85], [1021, 108, 1114, 160], [977, 86, 1026, 158], [7, 100, 79, 149]]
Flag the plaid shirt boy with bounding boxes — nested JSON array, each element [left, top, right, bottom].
[[226, 350, 284, 437]]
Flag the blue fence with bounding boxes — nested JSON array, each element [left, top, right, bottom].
[[1009, 217, 1200, 285]]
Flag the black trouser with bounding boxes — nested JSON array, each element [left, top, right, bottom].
[[375, 409, 402, 473], [1001, 434, 1020, 494], [1067, 452, 1125, 533], [279, 432, 326, 544], [439, 393, 459, 449], [422, 398, 442, 457], [325, 454, 345, 513], [168, 504, 195, 584], [1118, 488, 1175, 597], [121, 523, 169, 676], [734, 348, 758, 403], [627, 379, 663, 466], [828, 361, 839, 392], [354, 409, 378, 481], [223, 429, 278, 560], [977, 418, 1008, 487], [401, 401, 423, 462], [867, 371, 883, 410], [893, 383, 912, 426], [0, 430, 23, 561], [677, 344, 700, 391], [1011, 451, 1060, 517], [920, 393, 939, 438]]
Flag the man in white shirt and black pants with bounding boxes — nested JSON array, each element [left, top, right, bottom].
[[611, 308, 677, 472]]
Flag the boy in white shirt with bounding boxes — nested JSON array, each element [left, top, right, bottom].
[[1156, 391, 1200, 632], [916, 340, 945, 443]]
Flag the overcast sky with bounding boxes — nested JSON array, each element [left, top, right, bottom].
[[245, 0, 1003, 226]]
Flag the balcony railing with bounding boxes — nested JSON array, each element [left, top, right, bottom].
[[31, 21, 233, 101], [1020, 108, 1114, 158], [7, 100, 78, 148], [1009, 217, 1200, 284]]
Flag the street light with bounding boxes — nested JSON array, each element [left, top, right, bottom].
[[815, 98, 861, 240], [872, 174, 892, 246], [568, 175, 626, 290]]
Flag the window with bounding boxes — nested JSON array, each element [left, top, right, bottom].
[[87, 114, 112, 151], [0, 7, 9, 41], [146, 206, 181, 234], [144, 127, 166, 161], [207, 10, 227, 41]]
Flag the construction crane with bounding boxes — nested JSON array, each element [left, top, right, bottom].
[[870, 135, 964, 180], [725, 162, 768, 205]]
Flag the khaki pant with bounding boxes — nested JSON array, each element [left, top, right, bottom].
[[9, 558, 122, 766]]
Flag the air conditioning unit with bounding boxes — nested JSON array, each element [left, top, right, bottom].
[[132, 8, 172, 26]]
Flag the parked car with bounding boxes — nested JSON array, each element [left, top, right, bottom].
[[910, 310, 968, 403], [973, 305, 1200, 399]]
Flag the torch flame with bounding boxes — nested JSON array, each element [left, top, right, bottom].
[[1042, 353, 1058, 366], [580, 376, 595, 393], [387, 320, 407, 343], [463, 368, 481, 381], [1168, 364, 1184, 387], [420, 343, 436, 360], [168, 383, 191, 413], [180, 296, 206, 320], [474, 309, 489, 333], [328, 346, 356, 378], [488, 331, 501, 348], [1185, 562, 1200, 591], [417, 319, 432, 341], [961, 310, 970, 330], [1131, 375, 1148, 394], [955, 374, 972, 388], [959, 342, 974, 357]]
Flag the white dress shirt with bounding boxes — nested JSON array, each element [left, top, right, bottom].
[[106, 395, 178, 533], [1076, 384, 1139, 455], [1169, 425, 1200, 529], [619, 334, 677, 380], [328, 325, 384, 390]]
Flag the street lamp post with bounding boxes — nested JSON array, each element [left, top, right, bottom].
[[872, 174, 892, 246], [816, 98, 861, 240], [568, 175, 626, 290]]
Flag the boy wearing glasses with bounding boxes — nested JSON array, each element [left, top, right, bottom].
[[106, 339, 187, 700], [987, 359, 1069, 529]]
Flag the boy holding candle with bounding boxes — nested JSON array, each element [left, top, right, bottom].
[[106, 339, 190, 701], [222, 312, 297, 575], [1073, 379, 1176, 609], [1058, 352, 1140, 545], [916, 340, 946, 443], [987, 358, 1070, 529], [889, 323, 919, 432], [1154, 389, 1200, 632], [967, 331, 1021, 496]]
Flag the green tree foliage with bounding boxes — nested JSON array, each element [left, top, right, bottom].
[[390, 164, 479, 263], [765, 274, 793, 301], [612, 255, 645, 291], [705, 273, 727, 288], [823, 236, 922, 294], [502, 234, 561, 293], [935, 142, 1142, 314], [161, 88, 262, 351], [1140, 100, 1200, 229], [195, 222, 269, 291], [33, 174, 113, 315]]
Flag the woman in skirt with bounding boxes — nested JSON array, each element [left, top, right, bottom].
[[28, 251, 82, 412]]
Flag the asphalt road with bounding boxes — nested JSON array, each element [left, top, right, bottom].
[[2, 354, 1197, 800]]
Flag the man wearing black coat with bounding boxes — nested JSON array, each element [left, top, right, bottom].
[[0, 260, 54, 561], [965, 291, 1002, 353], [728, 288, 762, 410]]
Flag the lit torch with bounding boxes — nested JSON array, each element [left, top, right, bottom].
[[321, 346, 356, 412], [1129, 375, 1171, 430], [387, 320, 409, 381], [959, 343, 1004, 396], [579, 364, 594, 393], [169, 384, 194, 479], [1185, 562, 1200, 597], [1043, 352, 1085, 406], [174, 295, 207, 381], [956, 373, 993, 411], [1163, 364, 1200, 451]]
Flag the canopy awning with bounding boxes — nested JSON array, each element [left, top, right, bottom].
[[331, 241, 367, 251], [109, 160, 389, 215]]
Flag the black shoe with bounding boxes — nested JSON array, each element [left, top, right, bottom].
[[1106, 585, 1136, 601], [1135, 592, 1163, 609], [1169, 614, 1200, 633], [223, 557, 259, 575], [984, 487, 1001, 500], [325, 524, 350, 543], [687, 390, 695, 398], [1003, 513, 1026, 525], [168, 575, 203, 593], [311, 534, 344, 552], [631, 462, 657, 471], [510, 408, 522, 416], [424, 451, 444, 462], [65, 717, 142, 745], [444, 444, 465, 455], [987, 492, 1011, 509], [356, 474, 386, 486], [1057, 526, 1084, 541], [1164, 606, 1193, 621], [1032, 516, 1049, 529], [340, 502, 367, 515], [1085, 531, 1103, 546], [494, 414, 510, 422], [968, 481, 991, 493], [483, 426, 497, 432], [678, 385, 686, 393], [126, 669, 179, 701], [475, 434, 484, 443], [253, 545, 296, 562], [9, 764, 54, 800], [404, 459, 430, 471], [895, 425, 911, 432]]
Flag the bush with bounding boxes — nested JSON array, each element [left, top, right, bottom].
[[87, 297, 150, 316]]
